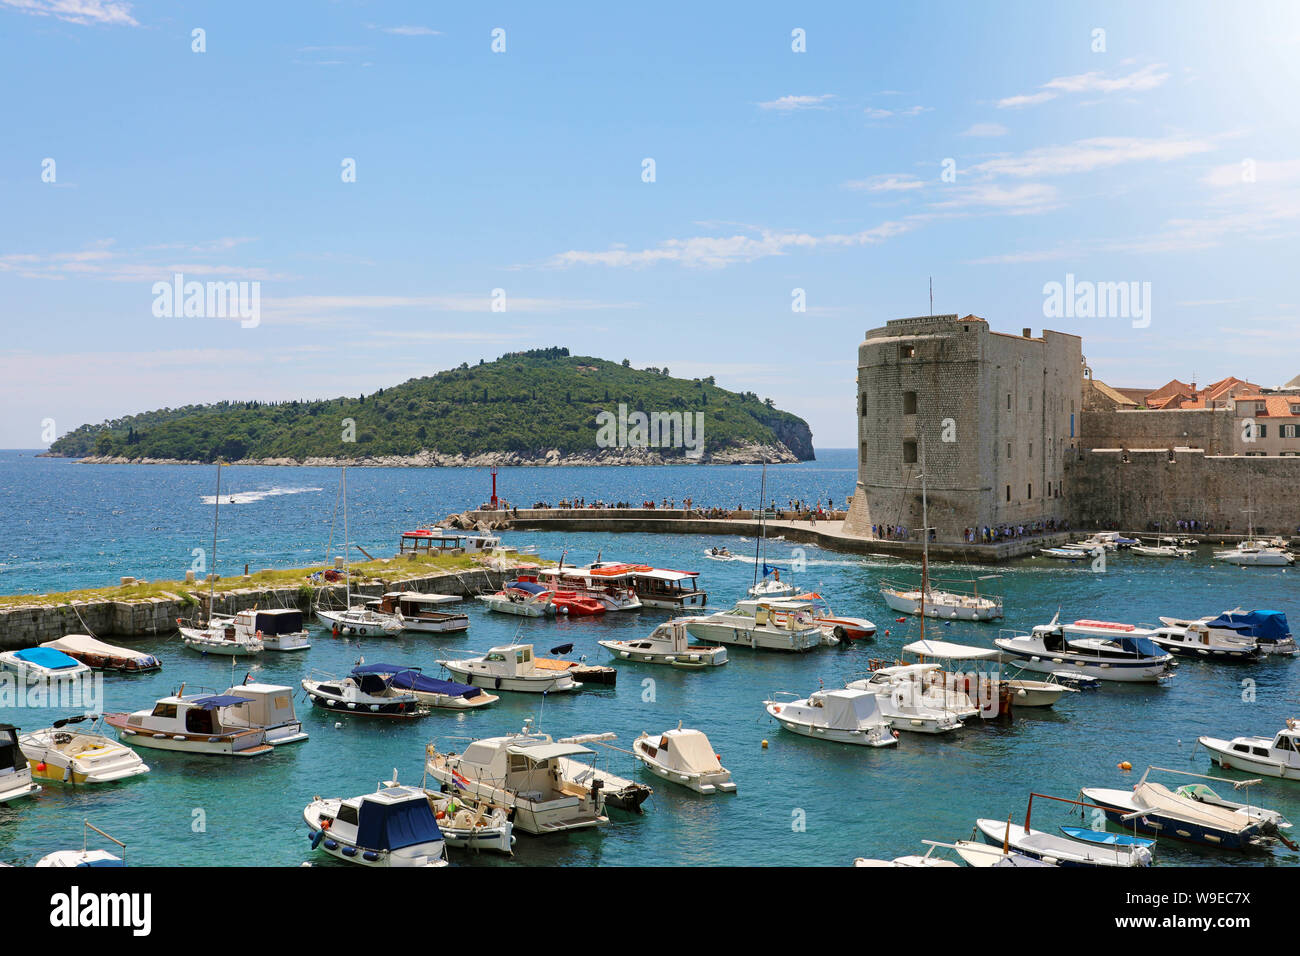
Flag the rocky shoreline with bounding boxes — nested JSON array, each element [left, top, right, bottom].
[[63, 442, 805, 467]]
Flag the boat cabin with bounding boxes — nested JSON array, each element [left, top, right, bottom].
[[126, 693, 254, 737], [400, 529, 502, 555], [367, 591, 467, 621], [588, 562, 707, 607], [458, 735, 597, 802], [474, 645, 542, 678], [233, 609, 305, 638], [0, 724, 31, 782], [222, 683, 303, 736]]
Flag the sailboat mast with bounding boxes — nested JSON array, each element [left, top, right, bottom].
[[342, 466, 350, 608], [753, 462, 767, 589], [919, 439, 928, 634], [208, 462, 221, 625]]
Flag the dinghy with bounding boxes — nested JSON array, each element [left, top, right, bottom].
[[1058, 826, 1155, 850], [974, 818, 1153, 867], [633, 724, 736, 794]]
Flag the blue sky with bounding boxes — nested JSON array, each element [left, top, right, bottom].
[[2, 0, 1299, 449]]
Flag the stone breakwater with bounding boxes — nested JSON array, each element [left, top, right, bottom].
[[62, 442, 802, 467], [0, 566, 512, 651]]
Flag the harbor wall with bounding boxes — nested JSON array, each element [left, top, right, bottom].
[[1080, 407, 1236, 455]]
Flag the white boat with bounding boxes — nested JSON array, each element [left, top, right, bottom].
[[1159, 609, 1296, 655], [788, 593, 877, 641], [848, 673, 965, 734], [765, 688, 897, 747], [39, 634, 161, 673], [425, 728, 608, 834], [748, 573, 797, 598], [437, 644, 581, 693], [587, 561, 708, 610], [304, 784, 448, 867], [1151, 623, 1260, 661], [684, 598, 823, 653], [1199, 720, 1300, 781], [104, 689, 277, 757], [178, 619, 266, 657], [535, 565, 643, 611], [209, 608, 311, 651], [848, 662, 979, 722], [19, 715, 150, 785], [880, 581, 1004, 622], [974, 818, 1152, 867], [0, 724, 41, 803], [0, 647, 92, 684], [993, 617, 1174, 683], [1131, 543, 1193, 558], [1214, 506, 1294, 564], [1081, 775, 1269, 850], [386, 666, 498, 709], [476, 581, 558, 617], [36, 822, 127, 868], [900, 639, 1078, 709], [1039, 547, 1090, 560], [364, 592, 470, 633], [554, 734, 655, 813], [632, 724, 736, 793], [855, 839, 1052, 868], [220, 681, 310, 744], [422, 791, 514, 853], [302, 665, 430, 719], [854, 846, 960, 867], [599, 619, 728, 668]]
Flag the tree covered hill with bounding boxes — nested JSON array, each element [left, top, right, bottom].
[[47, 348, 815, 463]]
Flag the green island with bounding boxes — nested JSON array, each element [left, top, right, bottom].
[[45, 347, 815, 464]]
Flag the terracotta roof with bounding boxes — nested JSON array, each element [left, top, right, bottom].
[[1235, 393, 1300, 418], [1146, 379, 1193, 403], [1202, 376, 1261, 404], [1115, 387, 1152, 405]]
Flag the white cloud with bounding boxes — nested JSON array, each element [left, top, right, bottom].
[[843, 174, 925, 193], [998, 64, 1169, 108], [865, 105, 931, 119], [0, 0, 136, 25], [378, 25, 441, 36], [929, 182, 1061, 215], [971, 135, 1214, 178], [758, 94, 834, 111], [961, 122, 1008, 137]]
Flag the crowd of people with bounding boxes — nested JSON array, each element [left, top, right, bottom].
[[519, 496, 843, 518]]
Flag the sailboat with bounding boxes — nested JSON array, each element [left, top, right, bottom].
[[747, 463, 795, 598], [314, 468, 402, 636], [879, 450, 1003, 621], [1214, 505, 1294, 566], [178, 464, 265, 657]]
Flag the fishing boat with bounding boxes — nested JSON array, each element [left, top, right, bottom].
[[36, 822, 127, 868], [587, 561, 708, 610], [598, 619, 728, 668], [533, 565, 643, 611], [39, 635, 162, 673], [554, 733, 654, 813], [0, 647, 92, 684], [683, 598, 823, 653], [476, 580, 558, 617], [425, 727, 608, 834], [304, 784, 448, 867], [1158, 609, 1296, 655], [632, 724, 736, 794], [765, 688, 897, 747], [19, 715, 150, 785], [364, 592, 470, 633], [104, 689, 277, 757], [301, 665, 430, 719], [1198, 720, 1300, 780], [437, 644, 582, 693], [314, 468, 403, 635], [1081, 772, 1272, 850], [993, 617, 1174, 683], [974, 817, 1153, 867], [0, 724, 41, 803], [209, 608, 311, 652], [1150, 622, 1261, 661], [386, 666, 497, 709]]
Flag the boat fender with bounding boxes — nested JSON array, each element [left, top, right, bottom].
[[35, 762, 46, 772], [891, 730, 900, 739], [359, 628, 367, 636], [310, 830, 324, 849], [495, 677, 502, 689], [772, 705, 781, 713], [362, 850, 380, 862]]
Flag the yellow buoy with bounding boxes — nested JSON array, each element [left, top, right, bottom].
[[761, 739, 769, 749], [1117, 761, 1132, 771]]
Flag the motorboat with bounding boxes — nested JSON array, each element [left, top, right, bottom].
[[177, 617, 266, 657], [598, 619, 728, 668], [849, 662, 979, 721], [301, 665, 430, 719], [684, 598, 823, 653], [554, 734, 654, 813], [1081, 774, 1271, 850], [849, 675, 964, 734], [422, 790, 514, 853], [1173, 783, 1291, 835], [209, 608, 311, 651], [974, 817, 1153, 867], [1214, 542, 1293, 566], [531, 651, 617, 687], [425, 728, 608, 834], [437, 644, 582, 693], [1151, 622, 1261, 661], [533, 565, 643, 611], [1039, 547, 1090, 560], [104, 689, 277, 757], [1131, 543, 1193, 558], [0, 724, 41, 803], [364, 592, 470, 633], [993, 617, 1174, 683], [219, 680, 310, 744], [1198, 720, 1300, 780], [1159, 609, 1296, 655], [632, 724, 736, 794], [304, 784, 448, 867], [36, 822, 127, 868], [19, 715, 150, 785], [0, 647, 92, 684], [900, 639, 1079, 709], [854, 845, 960, 868], [587, 561, 708, 610], [764, 688, 897, 747], [787, 593, 876, 641], [705, 547, 736, 561], [545, 590, 606, 616], [39, 634, 162, 673], [476, 581, 558, 617], [385, 666, 497, 709]]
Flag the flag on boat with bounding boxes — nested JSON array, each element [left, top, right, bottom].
[[450, 769, 471, 791], [763, 563, 786, 577]]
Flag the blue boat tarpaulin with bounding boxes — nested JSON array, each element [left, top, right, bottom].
[[388, 669, 481, 699], [12, 647, 82, 670], [507, 580, 548, 595], [1117, 636, 1164, 657], [356, 795, 443, 851], [191, 695, 254, 710], [1206, 609, 1290, 643]]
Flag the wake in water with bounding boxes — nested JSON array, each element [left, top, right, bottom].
[[201, 487, 323, 505]]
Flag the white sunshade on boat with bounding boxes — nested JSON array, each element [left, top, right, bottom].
[[505, 742, 594, 761], [903, 640, 1002, 661], [819, 689, 884, 727]]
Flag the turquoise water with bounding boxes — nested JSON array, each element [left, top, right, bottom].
[[1, 450, 1298, 867]]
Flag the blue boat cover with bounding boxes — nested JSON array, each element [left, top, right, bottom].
[[12, 647, 81, 670], [356, 795, 443, 852], [351, 662, 415, 676], [1206, 609, 1290, 644], [77, 858, 126, 867], [191, 694, 254, 709], [507, 581, 548, 595], [1116, 636, 1164, 657], [389, 669, 481, 699]]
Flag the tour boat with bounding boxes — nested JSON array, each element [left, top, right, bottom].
[[0, 646, 92, 684], [178, 617, 266, 657], [765, 688, 897, 747], [554, 734, 654, 813], [598, 619, 729, 668], [632, 724, 736, 794], [209, 608, 311, 651], [1158, 609, 1295, 655], [301, 665, 430, 719], [534, 565, 643, 611], [437, 644, 582, 694], [1150, 622, 1261, 661], [684, 598, 823, 653], [36, 822, 127, 868], [476, 581, 558, 617], [304, 784, 448, 867], [0, 724, 41, 803], [364, 592, 470, 633], [104, 690, 278, 757], [39, 634, 162, 673], [974, 818, 1153, 867], [1198, 721, 1300, 780], [425, 728, 608, 834], [993, 617, 1174, 683], [385, 666, 498, 709], [587, 561, 708, 610], [1081, 777, 1269, 850], [19, 715, 151, 785]]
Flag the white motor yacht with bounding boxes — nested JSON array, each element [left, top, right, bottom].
[[19, 714, 150, 785], [598, 619, 728, 668], [994, 617, 1174, 683], [684, 598, 823, 653], [1198, 720, 1300, 781], [1158, 609, 1296, 656], [437, 644, 581, 694]]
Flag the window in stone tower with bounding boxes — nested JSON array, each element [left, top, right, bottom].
[[1027, 483, 1032, 499], [903, 391, 917, 415], [1029, 442, 1033, 459], [901, 344, 916, 359], [1005, 485, 1011, 502], [903, 441, 918, 464]]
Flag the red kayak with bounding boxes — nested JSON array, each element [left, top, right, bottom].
[[548, 591, 606, 616]]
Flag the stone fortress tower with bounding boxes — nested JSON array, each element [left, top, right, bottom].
[[842, 314, 1084, 543]]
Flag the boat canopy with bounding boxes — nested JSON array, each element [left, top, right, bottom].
[[351, 662, 417, 677], [41, 634, 155, 663], [658, 730, 722, 773], [1115, 636, 1165, 657], [11, 647, 81, 670], [818, 689, 884, 726], [388, 669, 482, 699], [507, 581, 549, 596], [356, 788, 443, 851], [1206, 610, 1290, 643], [190, 694, 255, 710], [903, 639, 1001, 661], [250, 610, 303, 634], [505, 741, 594, 761]]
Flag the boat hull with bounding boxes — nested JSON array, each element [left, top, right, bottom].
[[765, 706, 896, 748], [684, 619, 821, 653], [1198, 736, 1300, 781], [438, 664, 579, 694], [881, 590, 1001, 622], [1081, 788, 1261, 850], [598, 640, 728, 667]]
